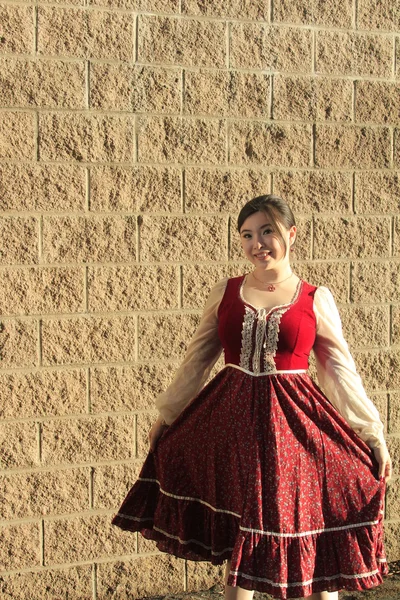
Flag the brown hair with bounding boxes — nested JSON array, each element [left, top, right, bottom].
[[237, 194, 296, 254]]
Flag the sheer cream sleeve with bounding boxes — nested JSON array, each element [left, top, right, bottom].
[[313, 286, 386, 449], [155, 278, 227, 425]]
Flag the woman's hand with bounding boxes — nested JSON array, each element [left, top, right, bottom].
[[148, 415, 168, 452], [373, 444, 392, 483]]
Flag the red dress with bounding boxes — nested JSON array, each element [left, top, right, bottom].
[[112, 276, 387, 599]]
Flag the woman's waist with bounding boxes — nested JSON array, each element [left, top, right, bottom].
[[223, 363, 308, 377]]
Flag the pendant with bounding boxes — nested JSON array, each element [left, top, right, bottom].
[[267, 284, 276, 292]]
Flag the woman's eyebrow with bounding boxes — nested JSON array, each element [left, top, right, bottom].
[[240, 223, 272, 233]]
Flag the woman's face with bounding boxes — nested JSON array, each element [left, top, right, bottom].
[[239, 211, 296, 270]]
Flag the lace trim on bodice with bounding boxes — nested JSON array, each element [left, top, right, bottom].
[[239, 277, 303, 374]]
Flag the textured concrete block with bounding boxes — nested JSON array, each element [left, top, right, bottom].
[[0, 4, 34, 55], [185, 70, 270, 118], [0, 112, 35, 159], [182, 0, 269, 19], [313, 216, 390, 259], [369, 393, 388, 430], [229, 122, 311, 167], [340, 306, 389, 349], [387, 438, 400, 476], [0, 58, 85, 108], [186, 561, 224, 592], [137, 411, 158, 458], [139, 313, 200, 360], [0, 267, 84, 316], [93, 462, 142, 510], [0, 422, 38, 469], [353, 350, 400, 391], [41, 415, 135, 465], [274, 171, 352, 214], [356, 81, 400, 124], [391, 305, 400, 345], [132, 65, 181, 113], [44, 515, 134, 565], [138, 15, 226, 68], [39, 113, 134, 162], [0, 369, 86, 419], [89, 0, 178, 8], [90, 165, 181, 212], [0, 164, 86, 211], [357, 0, 399, 31], [88, 265, 178, 311], [182, 264, 245, 309], [351, 262, 400, 303], [89, 62, 132, 110], [0, 217, 38, 265], [0, 566, 92, 600], [96, 556, 185, 598], [273, 75, 352, 122], [388, 393, 400, 434], [38, 7, 133, 60], [230, 24, 312, 72], [0, 468, 89, 520], [42, 315, 136, 365], [0, 524, 40, 571], [90, 364, 176, 413], [386, 477, 400, 519], [42, 216, 136, 263], [185, 167, 271, 213], [138, 116, 226, 164], [273, 0, 353, 27], [292, 262, 350, 304], [394, 129, 400, 168], [395, 217, 400, 257], [315, 125, 391, 168], [384, 521, 400, 561], [316, 31, 393, 77], [355, 172, 400, 213], [140, 215, 228, 262], [0, 318, 38, 368]]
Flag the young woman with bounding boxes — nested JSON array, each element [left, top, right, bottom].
[[112, 195, 392, 600]]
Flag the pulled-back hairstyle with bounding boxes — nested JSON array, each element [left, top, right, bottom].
[[237, 194, 296, 254]]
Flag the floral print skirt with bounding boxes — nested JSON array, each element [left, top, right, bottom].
[[112, 366, 387, 599]]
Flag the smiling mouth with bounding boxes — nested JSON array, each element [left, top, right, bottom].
[[254, 252, 271, 259]]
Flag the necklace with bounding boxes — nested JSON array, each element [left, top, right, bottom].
[[251, 271, 294, 292]]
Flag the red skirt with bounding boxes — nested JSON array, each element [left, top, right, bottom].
[[112, 366, 387, 599]]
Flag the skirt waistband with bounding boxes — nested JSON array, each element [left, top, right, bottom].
[[224, 363, 308, 377]]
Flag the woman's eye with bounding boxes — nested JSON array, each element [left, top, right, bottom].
[[263, 229, 273, 235]]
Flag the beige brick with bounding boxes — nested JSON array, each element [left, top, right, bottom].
[[291, 262, 350, 304], [357, 0, 399, 31], [139, 313, 200, 360], [0, 523, 40, 571], [93, 462, 143, 510], [394, 129, 400, 168], [0, 422, 38, 469], [274, 171, 352, 214], [316, 31, 393, 77], [186, 561, 224, 593], [351, 261, 400, 303], [0, 112, 35, 160], [356, 81, 400, 124], [369, 393, 388, 430], [0, 164, 86, 212], [340, 306, 389, 349], [395, 218, 400, 256], [185, 167, 271, 213], [44, 514, 133, 565], [388, 393, 400, 434], [273, 0, 353, 27], [386, 477, 400, 519], [41, 415, 135, 465], [353, 350, 400, 391], [355, 172, 400, 214], [229, 122, 311, 168], [140, 215, 227, 262], [182, 264, 246, 309], [0, 318, 38, 368], [0, 267, 84, 316], [0, 369, 86, 419], [88, 265, 178, 312], [230, 23, 312, 72], [39, 113, 134, 162], [89, 0, 178, 8], [138, 15, 225, 68], [132, 65, 181, 113], [397, 38, 400, 78], [38, 7, 133, 60], [392, 305, 400, 345], [0, 4, 34, 55], [42, 315, 136, 365], [182, 0, 268, 19], [90, 364, 176, 413], [185, 70, 270, 118], [0, 58, 85, 109], [0, 468, 89, 520], [137, 411, 158, 458], [387, 437, 400, 475], [90, 62, 132, 110], [137, 534, 158, 553], [314, 216, 390, 259], [90, 165, 181, 212], [138, 116, 225, 164], [0, 217, 38, 265], [96, 555, 185, 598], [384, 521, 400, 561], [0, 566, 92, 600], [42, 216, 136, 263], [273, 75, 352, 122], [315, 125, 391, 168]]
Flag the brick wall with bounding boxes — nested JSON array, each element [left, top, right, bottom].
[[0, 0, 399, 597]]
